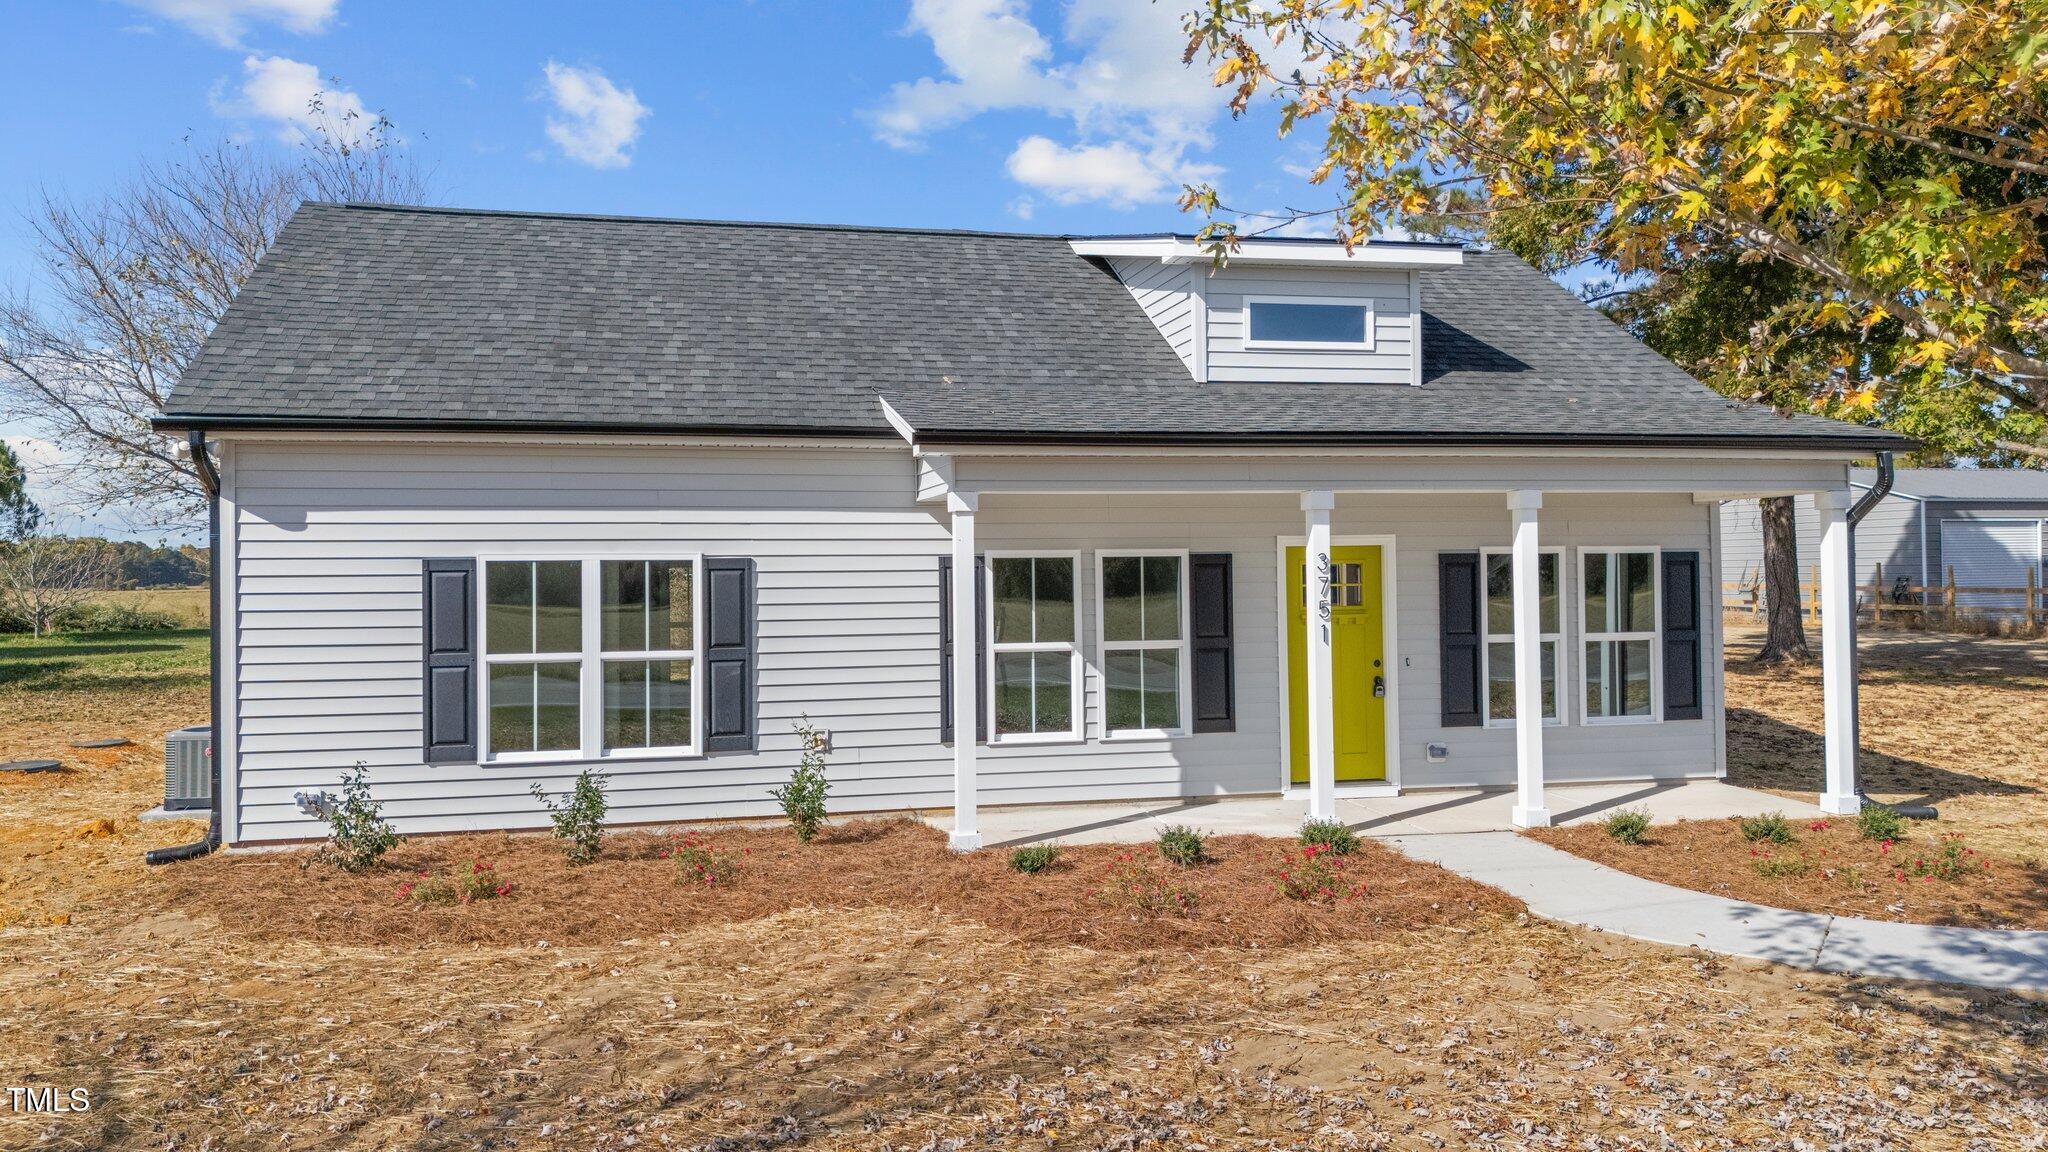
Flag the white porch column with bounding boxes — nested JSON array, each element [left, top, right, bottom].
[[948, 491, 982, 850], [1302, 490, 1338, 823], [1508, 490, 1551, 828], [1815, 489, 1862, 815]]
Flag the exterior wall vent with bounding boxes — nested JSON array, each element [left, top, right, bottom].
[[164, 725, 212, 811]]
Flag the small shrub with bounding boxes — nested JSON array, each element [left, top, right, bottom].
[[318, 764, 398, 873], [54, 602, 182, 633], [663, 831, 740, 887], [1856, 805, 1908, 842], [771, 718, 832, 842], [532, 769, 609, 864], [1276, 843, 1367, 902], [1009, 843, 1059, 874], [1602, 807, 1653, 845], [1751, 850, 1812, 879], [397, 860, 512, 906], [1299, 818, 1358, 856], [1737, 812, 1796, 846], [1156, 824, 1206, 867], [1096, 853, 1196, 917], [1903, 833, 1978, 882]]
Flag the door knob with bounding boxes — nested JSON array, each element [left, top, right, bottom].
[[1373, 675, 1386, 699]]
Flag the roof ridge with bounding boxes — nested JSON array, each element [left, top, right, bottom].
[[313, 201, 1081, 242]]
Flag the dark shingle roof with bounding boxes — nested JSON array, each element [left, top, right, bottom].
[[164, 203, 1904, 451]]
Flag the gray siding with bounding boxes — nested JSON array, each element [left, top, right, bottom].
[[1204, 265, 1415, 384], [1108, 257, 1198, 374], [1718, 494, 1922, 598], [224, 441, 1727, 843]]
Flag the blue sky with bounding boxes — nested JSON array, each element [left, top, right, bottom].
[[0, 0, 1345, 538]]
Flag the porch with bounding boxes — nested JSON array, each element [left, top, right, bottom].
[[931, 460, 1872, 850], [930, 778, 1822, 847]]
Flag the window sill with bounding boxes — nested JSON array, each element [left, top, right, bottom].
[[485, 748, 703, 767], [1580, 716, 1660, 728], [986, 733, 1086, 747], [1484, 719, 1566, 730], [1099, 729, 1190, 742]]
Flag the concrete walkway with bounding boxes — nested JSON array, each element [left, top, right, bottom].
[[1389, 831, 2048, 992]]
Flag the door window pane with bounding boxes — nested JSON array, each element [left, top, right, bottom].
[[603, 659, 693, 751], [488, 660, 581, 754], [601, 560, 694, 652]]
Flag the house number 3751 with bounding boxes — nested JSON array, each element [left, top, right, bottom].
[[1313, 551, 1332, 644]]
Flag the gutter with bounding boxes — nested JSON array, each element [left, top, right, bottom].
[[146, 431, 224, 865]]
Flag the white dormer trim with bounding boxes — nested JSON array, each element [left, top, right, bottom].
[[1070, 236, 1464, 270], [1188, 265, 1209, 383], [1410, 269, 1424, 388]]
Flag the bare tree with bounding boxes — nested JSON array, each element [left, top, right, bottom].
[[0, 96, 429, 530], [0, 536, 113, 637]]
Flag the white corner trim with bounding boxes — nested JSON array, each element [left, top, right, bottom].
[[1409, 270, 1424, 388], [1189, 265, 1210, 383]]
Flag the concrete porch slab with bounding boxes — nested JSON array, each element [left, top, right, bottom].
[[926, 779, 1822, 848]]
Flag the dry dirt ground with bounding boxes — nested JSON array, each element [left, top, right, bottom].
[[1725, 621, 2048, 864], [2, 629, 2047, 1150]]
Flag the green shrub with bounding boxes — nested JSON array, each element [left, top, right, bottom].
[[1737, 812, 1796, 846], [55, 602, 182, 633], [398, 859, 511, 905], [1857, 804, 1907, 842], [1299, 818, 1358, 856], [532, 768, 609, 864], [1601, 806, 1653, 845], [1097, 853, 1196, 916], [1009, 843, 1059, 873], [1904, 833, 1976, 881], [1275, 843, 1364, 902], [1751, 851, 1812, 879], [771, 718, 832, 842], [1156, 824, 1206, 867], [318, 763, 398, 872]]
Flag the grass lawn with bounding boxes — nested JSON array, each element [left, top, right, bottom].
[[2, 627, 2046, 1148], [92, 585, 211, 628]]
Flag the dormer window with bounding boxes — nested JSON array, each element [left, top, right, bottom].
[[1244, 297, 1374, 351]]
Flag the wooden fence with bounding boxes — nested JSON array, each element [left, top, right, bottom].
[[1723, 562, 2048, 627]]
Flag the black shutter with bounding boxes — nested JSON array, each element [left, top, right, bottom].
[[703, 557, 755, 752], [1438, 552, 1483, 727], [1189, 552, 1235, 733], [421, 558, 477, 764], [1662, 550, 1704, 720], [935, 556, 987, 744]]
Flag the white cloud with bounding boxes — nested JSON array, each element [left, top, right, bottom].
[[872, 0, 1244, 207], [121, 0, 339, 47], [1006, 136, 1216, 208], [541, 61, 650, 170], [213, 55, 372, 146]]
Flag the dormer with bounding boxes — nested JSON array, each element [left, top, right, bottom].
[[1072, 236, 1464, 387]]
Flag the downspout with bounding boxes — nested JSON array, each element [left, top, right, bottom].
[[1845, 453, 1919, 815], [146, 430, 223, 864]]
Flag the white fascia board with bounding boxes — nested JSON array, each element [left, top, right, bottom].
[[1070, 237, 1464, 269]]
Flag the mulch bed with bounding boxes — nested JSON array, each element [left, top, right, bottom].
[[1532, 817, 2048, 930], [162, 817, 1521, 951]]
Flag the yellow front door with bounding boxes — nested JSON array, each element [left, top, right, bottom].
[[1287, 545, 1387, 783]]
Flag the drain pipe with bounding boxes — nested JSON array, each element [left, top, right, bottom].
[[1844, 453, 1928, 816], [147, 431, 223, 864]]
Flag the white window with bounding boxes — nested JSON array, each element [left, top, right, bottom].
[[1097, 551, 1191, 738], [1480, 549, 1563, 726], [1580, 548, 1659, 723], [482, 556, 702, 762], [1243, 296, 1374, 350], [987, 553, 1081, 742]]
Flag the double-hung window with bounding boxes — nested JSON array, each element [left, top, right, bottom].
[[482, 556, 702, 761], [987, 553, 1080, 742], [1480, 549, 1562, 726], [1098, 551, 1190, 738], [1581, 549, 1658, 723]]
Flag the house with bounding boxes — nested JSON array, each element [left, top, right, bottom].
[[1722, 468, 2048, 615], [156, 203, 1906, 850]]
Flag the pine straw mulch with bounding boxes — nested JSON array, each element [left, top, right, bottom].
[[1532, 817, 2048, 930], [160, 818, 1519, 951], [6, 903, 2045, 1151], [1725, 621, 2048, 865]]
